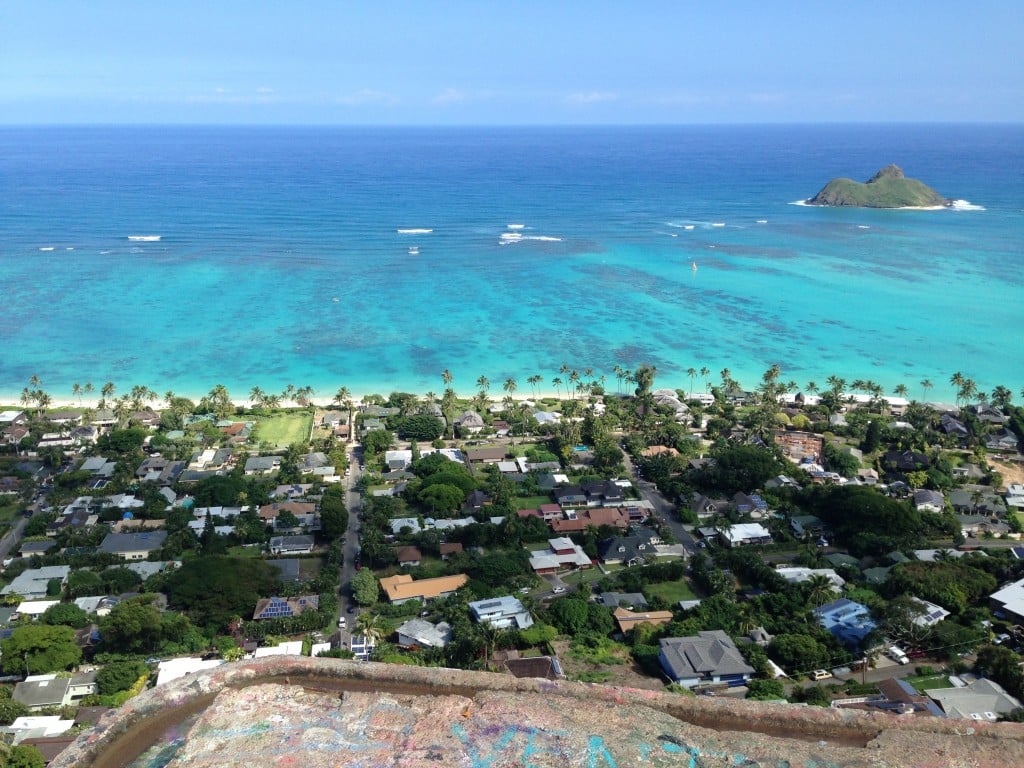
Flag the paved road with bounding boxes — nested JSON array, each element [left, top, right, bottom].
[[620, 450, 698, 553], [337, 446, 364, 630]]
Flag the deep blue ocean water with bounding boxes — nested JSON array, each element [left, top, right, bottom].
[[1, 124, 1021, 402]]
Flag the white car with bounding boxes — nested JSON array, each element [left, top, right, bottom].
[[552, 586, 566, 594], [337, 616, 346, 629]]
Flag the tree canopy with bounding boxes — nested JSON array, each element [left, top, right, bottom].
[[0, 625, 81, 675], [162, 556, 281, 631]]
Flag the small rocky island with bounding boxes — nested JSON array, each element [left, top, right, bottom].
[[805, 164, 950, 208]]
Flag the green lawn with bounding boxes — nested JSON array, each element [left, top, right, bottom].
[[515, 496, 551, 510], [227, 545, 261, 558], [644, 578, 698, 604], [252, 412, 313, 447], [905, 674, 954, 693], [562, 567, 614, 586]]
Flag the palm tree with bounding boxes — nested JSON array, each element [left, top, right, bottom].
[[893, 383, 908, 399], [282, 383, 296, 406], [527, 374, 543, 399], [700, 366, 711, 393], [476, 375, 489, 395], [250, 386, 265, 409], [29, 374, 41, 389], [957, 378, 978, 409], [354, 613, 389, 645], [552, 377, 563, 397], [990, 385, 1013, 410], [686, 367, 697, 397], [805, 380, 818, 395], [441, 369, 453, 391], [825, 375, 845, 396], [84, 382, 95, 404], [72, 382, 82, 404], [612, 364, 624, 394], [920, 378, 933, 402], [805, 574, 834, 609], [333, 386, 352, 408], [100, 381, 116, 409]]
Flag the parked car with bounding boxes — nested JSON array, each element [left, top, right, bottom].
[[552, 586, 566, 594], [811, 669, 833, 681]]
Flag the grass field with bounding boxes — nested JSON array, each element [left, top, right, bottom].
[[253, 412, 313, 447], [515, 496, 551, 510], [644, 578, 698, 604], [905, 673, 954, 693]]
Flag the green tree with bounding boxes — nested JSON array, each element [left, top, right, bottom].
[[40, 603, 90, 629], [319, 486, 349, 540], [6, 745, 46, 768], [66, 569, 104, 598], [351, 569, 380, 606], [767, 633, 831, 673], [0, 625, 82, 675], [96, 659, 148, 695], [0, 697, 31, 726], [746, 678, 785, 701], [162, 556, 281, 632]]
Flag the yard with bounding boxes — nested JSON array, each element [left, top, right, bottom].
[[904, 673, 954, 693], [252, 412, 313, 448], [550, 638, 665, 691], [643, 578, 699, 604]]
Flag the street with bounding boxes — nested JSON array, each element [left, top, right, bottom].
[[336, 447, 364, 629], [620, 449, 697, 553]]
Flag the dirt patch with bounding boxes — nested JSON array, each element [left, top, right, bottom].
[[992, 459, 1024, 489], [551, 639, 666, 691]]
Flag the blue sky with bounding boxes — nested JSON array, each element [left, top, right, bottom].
[[2, 1, 1021, 124]]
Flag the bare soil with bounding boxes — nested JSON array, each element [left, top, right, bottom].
[[551, 639, 666, 692], [992, 459, 1024, 489]]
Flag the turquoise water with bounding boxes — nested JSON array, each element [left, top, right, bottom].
[[1, 125, 1021, 402]]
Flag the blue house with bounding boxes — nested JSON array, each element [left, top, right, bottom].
[[814, 598, 876, 651]]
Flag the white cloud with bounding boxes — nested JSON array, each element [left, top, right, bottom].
[[433, 87, 467, 106], [566, 91, 618, 105], [256, 87, 275, 95], [334, 89, 398, 107]]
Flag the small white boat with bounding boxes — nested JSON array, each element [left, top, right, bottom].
[[128, 235, 161, 242], [408, 246, 420, 255]]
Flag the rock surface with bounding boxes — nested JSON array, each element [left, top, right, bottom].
[[806, 164, 950, 208], [52, 657, 1024, 768]]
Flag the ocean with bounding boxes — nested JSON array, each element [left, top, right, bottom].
[[1, 124, 1021, 403]]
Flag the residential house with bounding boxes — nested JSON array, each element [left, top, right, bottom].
[[455, 411, 486, 434], [926, 678, 1022, 720], [97, 531, 168, 560], [79, 456, 117, 478], [940, 413, 969, 439], [379, 574, 469, 605], [135, 456, 186, 484], [990, 576, 1024, 624], [468, 596, 534, 630], [986, 429, 1019, 452], [155, 657, 224, 687], [597, 533, 662, 567], [690, 494, 728, 520], [395, 618, 453, 649], [252, 595, 319, 620], [882, 450, 930, 473], [259, 501, 316, 524], [613, 608, 673, 634], [789, 515, 827, 539], [1, 566, 71, 599], [349, 635, 376, 661], [244, 456, 281, 475], [581, 480, 626, 507], [395, 546, 423, 567], [913, 489, 946, 513], [598, 592, 649, 610], [47, 411, 82, 426], [464, 445, 507, 463], [389, 517, 422, 535], [966, 403, 1009, 426], [815, 598, 877, 650], [553, 486, 588, 508], [658, 631, 755, 689], [439, 542, 464, 560], [774, 431, 823, 462], [13, 673, 98, 711], [268, 535, 314, 555], [910, 597, 951, 627], [775, 567, 845, 591], [462, 489, 492, 512], [18, 540, 57, 558], [732, 492, 769, 517], [718, 523, 772, 548], [550, 506, 630, 534], [949, 490, 1006, 517], [528, 537, 592, 573]]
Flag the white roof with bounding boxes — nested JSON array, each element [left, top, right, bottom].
[[310, 642, 332, 657], [0, 410, 24, 423], [775, 567, 844, 590], [156, 657, 224, 686], [390, 517, 422, 534], [74, 596, 105, 612], [990, 577, 1024, 617], [722, 523, 771, 542], [9, 716, 75, 737], [16, 600, 60, 616], [253, 641, 303, 658]]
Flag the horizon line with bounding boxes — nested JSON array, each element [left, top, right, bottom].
[[2, 120, 1022, 129]]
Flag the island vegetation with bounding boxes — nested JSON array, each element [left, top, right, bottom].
[[805, 164, 950, 208]]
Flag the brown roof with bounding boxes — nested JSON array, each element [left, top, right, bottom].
[[395, 545, 423, 563], [258, 501, 315, 520], [551, 507, 628, 533], [20, 735, 76, 763], [641, 445, 679, 458], [379, 573, 469, 602], [439, 542, 464, 555], [613, 607, 674, 633], [504, 656, 562, 680]]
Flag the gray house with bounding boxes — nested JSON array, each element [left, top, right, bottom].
[[98, 531, 168, 561], [658, 630, 754, 689]]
